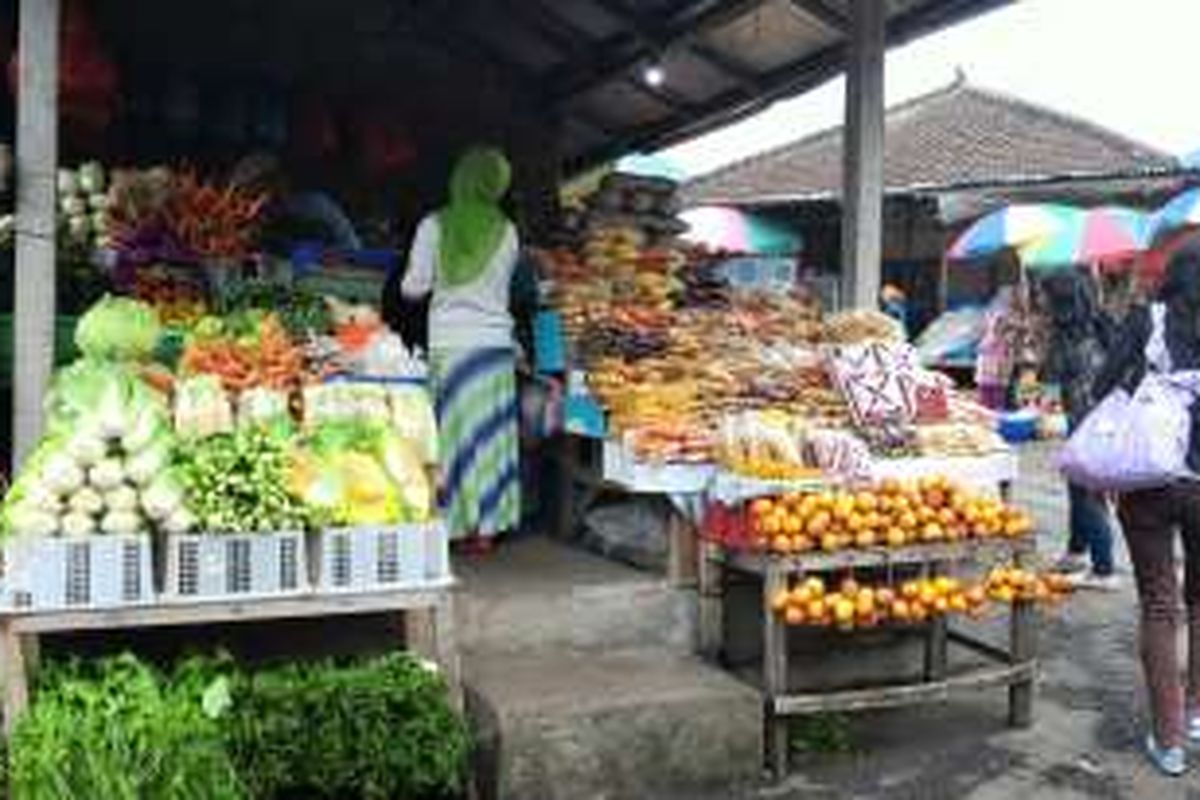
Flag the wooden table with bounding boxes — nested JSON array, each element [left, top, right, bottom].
[[0, 582, 461, 734], [700, 539, 1038, 777]]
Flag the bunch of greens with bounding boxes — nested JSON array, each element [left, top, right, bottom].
[[7, 655, 243, 800], [223, 653, 469, 799], [175, 427, 312, 533], [218, 279, 331, 338]]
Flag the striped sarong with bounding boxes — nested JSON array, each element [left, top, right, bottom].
[[431, 347, 520, 539]]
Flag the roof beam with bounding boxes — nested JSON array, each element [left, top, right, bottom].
[[591, 0, 760, 93], [572, 0, 1013, 169], [548, 0, 768, 104], [788, 0, 850, 32]]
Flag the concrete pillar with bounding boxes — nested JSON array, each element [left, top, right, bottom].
[[13, 0, 60, 465], [840, 0, 885, 310]]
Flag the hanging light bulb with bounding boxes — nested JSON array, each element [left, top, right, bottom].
[[642, 62, 666, 87]]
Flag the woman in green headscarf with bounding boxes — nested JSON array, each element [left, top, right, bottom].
[[401, 146, 523, 548]]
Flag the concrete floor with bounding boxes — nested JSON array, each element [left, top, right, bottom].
[[726, 443, 1200, 799]]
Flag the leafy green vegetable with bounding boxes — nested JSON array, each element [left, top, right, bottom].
[[74, 294, 161, 361], [7, 655, 243, 800], [175, 427, 313, 533]]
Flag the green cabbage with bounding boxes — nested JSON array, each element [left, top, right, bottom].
[[74, 294, 161, 361]]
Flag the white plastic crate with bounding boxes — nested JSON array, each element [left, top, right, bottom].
[[164, 531, 308, 600], [317, 522, 449, 591], [0, 535, 154, 610]]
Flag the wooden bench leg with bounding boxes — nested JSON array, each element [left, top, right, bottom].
[[404, 595, 463, 713], [763, 561, 789, 778], [0, 623, 30, 737], [698, 540, 725, 661], [1008, 597, 1036, 728]]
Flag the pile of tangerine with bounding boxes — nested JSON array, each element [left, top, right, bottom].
[[748, 476, 1033, 555]]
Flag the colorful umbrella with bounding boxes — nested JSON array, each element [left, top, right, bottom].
[[947, 203, 1078, 260], [680, 206, 802, 255], [1149, 187, 1200, 242], [1018, 206, 1151, 270]]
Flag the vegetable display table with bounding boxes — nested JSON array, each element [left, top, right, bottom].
[[0, 582, 460, 735], [699, 538, 1038, 777]]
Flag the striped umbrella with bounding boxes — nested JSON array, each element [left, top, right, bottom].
[[947, 203, 1079, 261], [1149, 187, 1200, 242], [680, 206, 802, 255], [1018, 207, 1151, 271]]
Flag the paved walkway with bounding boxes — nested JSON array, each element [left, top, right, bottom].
[[736, 443, 1198, 799]]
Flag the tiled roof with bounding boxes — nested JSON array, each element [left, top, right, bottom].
[[683, 77, 1178, 206]]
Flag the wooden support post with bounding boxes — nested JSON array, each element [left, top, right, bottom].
[[13, 0, 61, 466], [840, 0, 885, 310], [667, 507, 699, 589], [924, 562, 948, 681], [697, 539, 725, 661], [0, 622, 30, 736], [551, 435, 579, 540], [404, 595, 463, 713], [763, 560, 789, 777], [1008, 547, 1037, 727]]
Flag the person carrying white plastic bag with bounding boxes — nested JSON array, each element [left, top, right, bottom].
[[1080, 245, 1200, 777]]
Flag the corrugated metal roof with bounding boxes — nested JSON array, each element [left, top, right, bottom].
[[95, 0, 1011, 169]]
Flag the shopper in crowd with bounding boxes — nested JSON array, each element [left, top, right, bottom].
[[230, 152, 362, 252], [1040, 270, 1118, 591], [1093, 244, 1200, 776], [400, 146, 521, 552], [975, 286, 1018, 410]]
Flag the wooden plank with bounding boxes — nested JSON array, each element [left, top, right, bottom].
[[12, 0, 60, 465], [722, 537, 1034, 576], [3, 584, 456, 634], [773, 662, 1037, 716], [947, 627, 1012, 664], [762, 560, 790, 776]]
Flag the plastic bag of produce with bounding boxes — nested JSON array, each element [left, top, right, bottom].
[[387, 384, 438, 464], [237, 387, 293, 435], [174, 375, 234, 438]]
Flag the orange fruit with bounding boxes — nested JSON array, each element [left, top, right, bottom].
[[807, 511, 832, 536], [771, 590, 791, 613]]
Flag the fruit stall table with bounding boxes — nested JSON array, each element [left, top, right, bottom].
[[700, 531, 1037, 777], [0, 580, 461, 735]]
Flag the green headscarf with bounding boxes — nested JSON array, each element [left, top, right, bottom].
[[437, 146, 512, 287]]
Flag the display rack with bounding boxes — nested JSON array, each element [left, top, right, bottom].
[[699, 537, 1037, 777], [0, 581, 460, 735]]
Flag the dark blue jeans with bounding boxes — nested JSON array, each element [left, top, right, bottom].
[[1068, 482, 1115, 576]]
